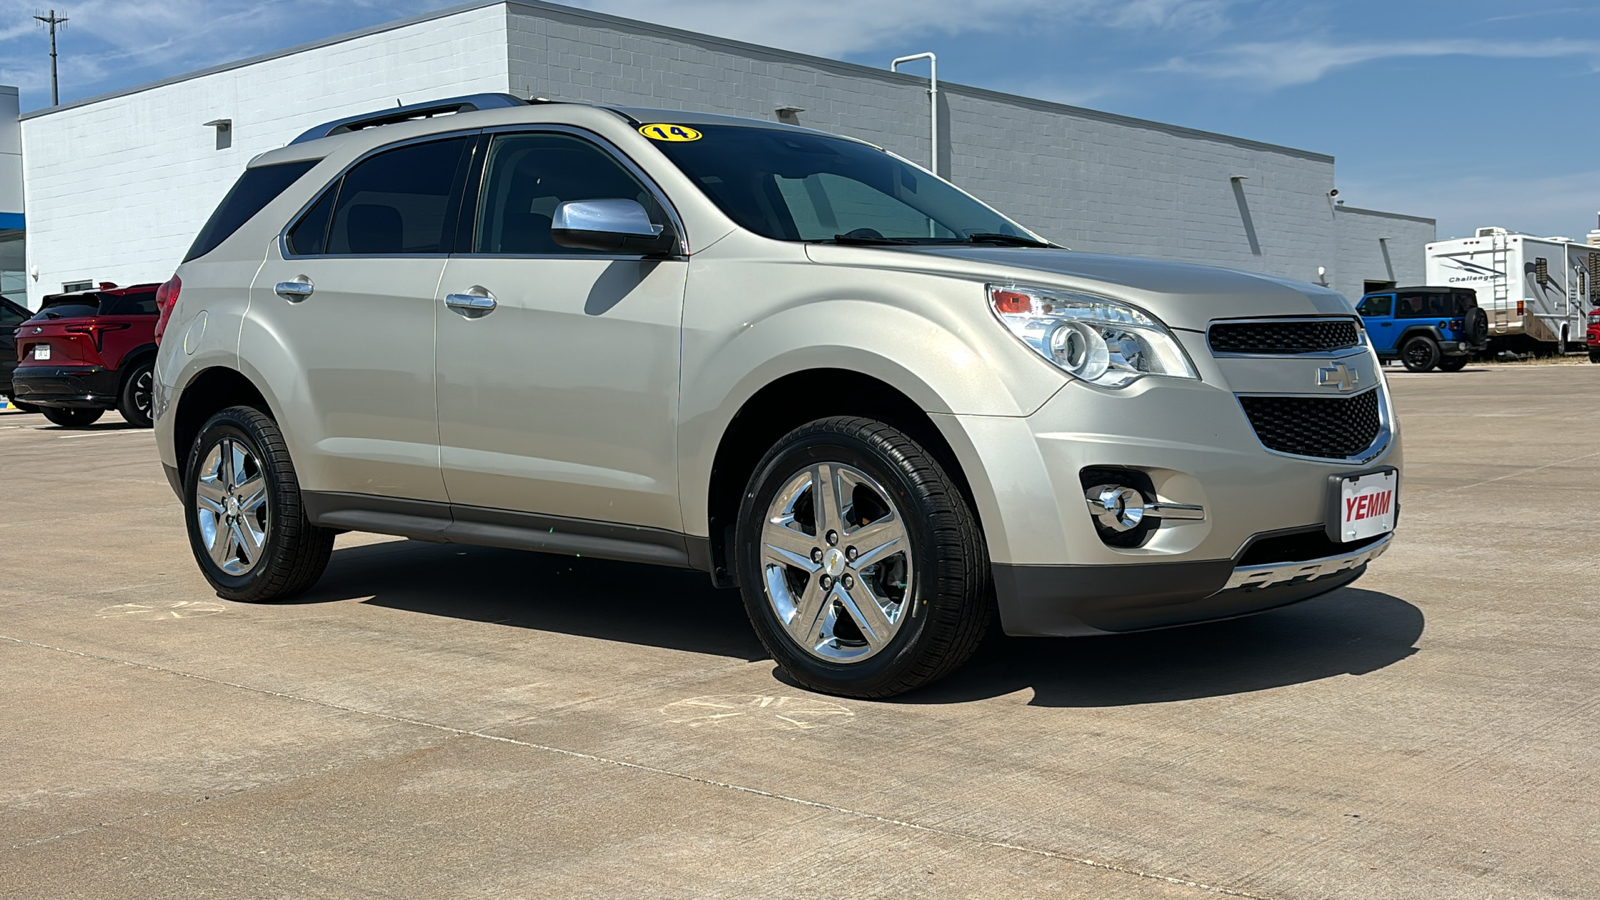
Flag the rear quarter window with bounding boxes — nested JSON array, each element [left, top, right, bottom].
[[102, 292, 159, 316], [185, 160, 320, 262]]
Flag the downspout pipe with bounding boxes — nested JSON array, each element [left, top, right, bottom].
[[891, 52, 938, 177]]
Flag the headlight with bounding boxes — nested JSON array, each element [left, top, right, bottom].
[[987, 284, 1197, 388]]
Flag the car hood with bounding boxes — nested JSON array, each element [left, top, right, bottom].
[[804, 244, 1354, 331]]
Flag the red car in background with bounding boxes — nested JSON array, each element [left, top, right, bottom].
[[11, 283, 162, 427], [1588, 308, 1600, 364]]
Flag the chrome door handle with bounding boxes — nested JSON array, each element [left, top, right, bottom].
[[275, 279, 314, 301], [444, 293, 497, 313]]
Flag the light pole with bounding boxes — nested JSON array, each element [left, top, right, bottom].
[[34, 9, 69, 106], [890, 52, 938, 177]]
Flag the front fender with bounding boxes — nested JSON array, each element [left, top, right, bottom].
[[677, 244, 1066, 538]]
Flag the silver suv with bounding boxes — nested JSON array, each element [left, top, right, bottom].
[[153, 94, 1400, 698]]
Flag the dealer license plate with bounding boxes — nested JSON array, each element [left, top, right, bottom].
[[33, 344, 49, 360], [1332, 470, 1397, 542]]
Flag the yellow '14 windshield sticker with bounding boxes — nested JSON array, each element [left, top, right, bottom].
[[639, 124, 702, 142]]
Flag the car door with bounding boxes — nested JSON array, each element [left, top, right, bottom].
[[1357, 293, 1396, 353], [434, 128, 688, 533], [250, 134, 474, 504]]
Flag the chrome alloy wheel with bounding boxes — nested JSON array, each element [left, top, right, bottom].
[[760, 463, 915, 663], [194, 438, 269, 576]]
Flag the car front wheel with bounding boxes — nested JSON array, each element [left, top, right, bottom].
[[185, 405, 333, 602], [735, 417, 990, 698], [1401, 335, 1440, 372]]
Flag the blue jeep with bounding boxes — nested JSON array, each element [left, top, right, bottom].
[[1357, 286, 1489, 372]]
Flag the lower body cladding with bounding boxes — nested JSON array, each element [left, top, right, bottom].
[[937, 373, 1402, 637], [10, 365, 119, 408]]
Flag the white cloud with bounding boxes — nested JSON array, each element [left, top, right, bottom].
[[1160, 37, 1600, 87], [0, 0, 439, 103], [566, 0, 1235, 59], [1341, 169, 1600, 242]]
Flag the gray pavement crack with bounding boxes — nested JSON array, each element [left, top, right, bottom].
[[1, 632, 1275, 899]]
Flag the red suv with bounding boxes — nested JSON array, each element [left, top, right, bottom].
[[11, 283, 162, 427], [1588, 308, 1600, 364]]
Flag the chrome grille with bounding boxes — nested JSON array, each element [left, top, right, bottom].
[[1238, 389, 1383, 460], [1209, 319, 1360, 355]]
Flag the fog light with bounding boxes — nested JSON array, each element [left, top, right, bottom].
[[1084, 484, 1206, 535], [1086, 485, 1146, 532]]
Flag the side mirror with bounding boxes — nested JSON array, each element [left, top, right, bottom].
[[550, 199, 678, 256]]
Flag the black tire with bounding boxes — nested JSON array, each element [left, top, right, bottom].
[[41, 406, 104, 427], [734, 416, 990, 698], [1590, 351, 1600, 364], [1401, 335, 1440, 373], [184, 405, 334, 602], [1463, 307, 1489, 345], [117, 360, 154, 428], [1436, 355, 1469, 372]]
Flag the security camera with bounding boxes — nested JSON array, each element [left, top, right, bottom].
[[1327, 188, 1340, 198]]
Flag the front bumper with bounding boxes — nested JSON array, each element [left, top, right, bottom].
[[995, 534, 1390, 635], [934, 336, 1401, 637], [10, 366, 120, 409]]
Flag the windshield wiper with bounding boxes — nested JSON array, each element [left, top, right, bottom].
[[961, 232, 1056, 248], [826, 234, 938, 245]]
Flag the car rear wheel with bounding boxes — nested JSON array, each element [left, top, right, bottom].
[[1590, 350, 1600, 364], [1401, 335, 1440, 373], [41, 407, 104, 427], [735, 416, 990, 698], [1437, 355, 1469, 372], [185, 405, 334, 602], [117, 360, 154, 428]]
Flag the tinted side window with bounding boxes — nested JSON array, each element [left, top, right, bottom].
[[1358, 294, 1392, 317], [1395, 293, 1431, 318], [185, 161, 318, 262], [328, 138, 470, 255], [473, 133, 665, 255], [287, 187, 338, 256], [0, 301, 26, 327], [1425, 294, 1455, 317], [103, 292, 159, 316]]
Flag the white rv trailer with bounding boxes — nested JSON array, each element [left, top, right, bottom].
[[1425, 227, 1600, 350]]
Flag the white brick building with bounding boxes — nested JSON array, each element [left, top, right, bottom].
[[14, 0, 1433, 308]]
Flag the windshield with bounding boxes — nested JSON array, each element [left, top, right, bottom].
[[646, 124, 1042, 244]]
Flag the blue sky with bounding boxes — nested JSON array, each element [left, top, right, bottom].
[[1, 0, 1597, 240]]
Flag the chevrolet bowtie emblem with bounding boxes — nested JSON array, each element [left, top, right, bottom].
[[1317, 362, 1359, 392]]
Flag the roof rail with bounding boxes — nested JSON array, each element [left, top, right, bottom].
[[289, 93, 531, 145]]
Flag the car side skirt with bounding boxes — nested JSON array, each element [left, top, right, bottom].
[[301, 491, 700, 571]]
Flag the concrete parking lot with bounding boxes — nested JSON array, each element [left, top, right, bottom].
[[2, 364, 1597, 899]]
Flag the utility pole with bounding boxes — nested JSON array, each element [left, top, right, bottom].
[[34, 9, 69, 106]]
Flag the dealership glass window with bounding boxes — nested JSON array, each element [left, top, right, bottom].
[[472, 133, 666, 255], [325, 138, 471, 256], [0, 231, 24, 306], [1357, 294, 1392, 317]]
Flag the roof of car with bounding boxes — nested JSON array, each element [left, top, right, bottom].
[[260, 95, 867, 167], [1363, 286, 1473, 295]]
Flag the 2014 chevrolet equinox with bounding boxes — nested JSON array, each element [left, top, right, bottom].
[[152, 95, 1401, 698]]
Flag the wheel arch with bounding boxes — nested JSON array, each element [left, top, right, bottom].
[[115, 342, 160, 393], [172, 366, 273, 478], [700, 367, 983, 588]]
